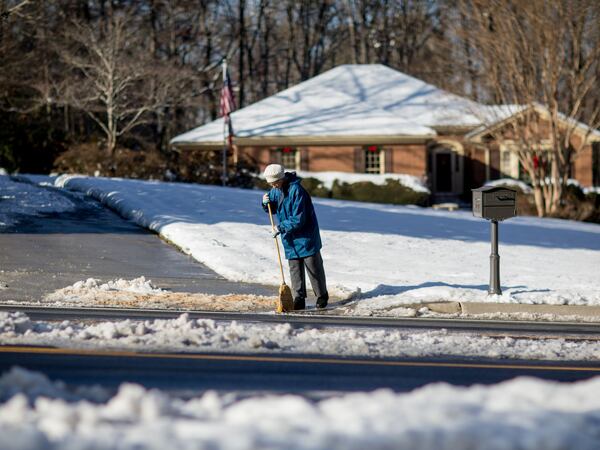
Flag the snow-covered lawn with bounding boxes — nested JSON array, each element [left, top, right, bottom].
[[50, 175, 600, 312], [2, 311, 600, 361], [1, 367, 600, 450]]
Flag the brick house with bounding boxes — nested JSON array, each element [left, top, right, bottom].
[[171, 64, 600, 198]]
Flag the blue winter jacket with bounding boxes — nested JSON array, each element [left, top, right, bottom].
[[262, 172, 322, 260]]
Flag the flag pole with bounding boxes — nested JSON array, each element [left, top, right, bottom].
[[221, 59, 228, 187]]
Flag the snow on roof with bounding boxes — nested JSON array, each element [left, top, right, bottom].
[[466, 103, 600, 141], [172, 64, 485, 146]]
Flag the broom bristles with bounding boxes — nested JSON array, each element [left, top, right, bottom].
[[277, 283, 294, 313]]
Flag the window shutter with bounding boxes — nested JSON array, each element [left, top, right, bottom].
[[384, 148, 393, 173], [269, 148, 282, 164], [354, 148, 366, 173], [490, 146, 500, 179], [300, 148, 309, 171]]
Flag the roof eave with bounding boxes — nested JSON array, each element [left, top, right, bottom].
[[465, 104, 600, 143], [431, 125, 480, 135], [171, 134, 437, 150]]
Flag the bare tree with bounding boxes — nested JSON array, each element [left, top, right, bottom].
[[0, 0, 30, 21], [58, 14, 163, 155], [455, 0, 600, 216], [285, 0, 341, 81]]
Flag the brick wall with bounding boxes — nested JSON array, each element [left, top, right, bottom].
[[574, 144, 593, 186], [305, 146, 357, 172], [237, 144, 428, 175]]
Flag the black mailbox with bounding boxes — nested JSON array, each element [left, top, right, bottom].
[[472, 186, 517, 221], [472, 185, 517, 295]]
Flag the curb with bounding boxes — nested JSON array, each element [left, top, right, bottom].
[[460, 302, 600, 318], [416, 301, 600, 319]]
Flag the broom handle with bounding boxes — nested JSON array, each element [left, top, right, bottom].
[[267, 202, 286, 284]]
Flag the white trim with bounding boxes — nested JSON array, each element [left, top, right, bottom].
[[499, 144, 519, 179]]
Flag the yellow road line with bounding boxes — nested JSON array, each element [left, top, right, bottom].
[[1, 345, 599, 372]]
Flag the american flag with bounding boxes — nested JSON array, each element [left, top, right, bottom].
[[220, 61, 236, 140]]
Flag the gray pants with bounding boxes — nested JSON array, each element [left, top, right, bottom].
[[288, 252, 328, 303]]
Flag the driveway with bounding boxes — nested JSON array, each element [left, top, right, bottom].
[[0, 178, 272, 302]]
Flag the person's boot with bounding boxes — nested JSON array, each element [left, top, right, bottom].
[[316, 295, 329, 309], [293, 298, 306, 310]]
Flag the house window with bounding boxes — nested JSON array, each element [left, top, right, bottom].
[[279, 147, 298, 170], [500, 150, 512, 177], [364, 145, 382, 174]]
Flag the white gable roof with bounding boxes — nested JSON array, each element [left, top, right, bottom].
[[171, 64, 485, 147]]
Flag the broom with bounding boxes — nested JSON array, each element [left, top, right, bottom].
[[267, 203, 294, 313]]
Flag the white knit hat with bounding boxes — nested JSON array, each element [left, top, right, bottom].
[[264, 164, 285, 183]]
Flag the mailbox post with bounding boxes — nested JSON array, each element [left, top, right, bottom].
[[472, 186, 517, 295]]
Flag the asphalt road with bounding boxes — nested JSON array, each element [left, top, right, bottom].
[[0, 179, 272, 302], [2, 345, 599, 394]]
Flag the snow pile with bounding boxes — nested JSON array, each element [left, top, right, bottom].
[[0, 168, 7, 175], [52, 175, 600, 310], [0, 175, 76, 228], [0, 367, 109, 404], [2, 311, 600, 361], [43, 278, 276, 311], [1, 369, 600, 450], [64, 277, 165, 295], [295, 170, 430, 193], [0, 311, 34, 334]]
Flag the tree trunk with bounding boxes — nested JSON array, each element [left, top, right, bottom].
[[532, 185, 545, 217]]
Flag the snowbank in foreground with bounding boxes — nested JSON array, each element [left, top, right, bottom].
[[1, 367, 600, 450], [52, 175, 600, 310], [2, 311, 600, 361]]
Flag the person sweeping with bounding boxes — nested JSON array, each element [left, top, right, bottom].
[[262, 164, 329, 311]]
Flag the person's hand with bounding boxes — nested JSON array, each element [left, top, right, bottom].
[[262, 193, 270, 205], [271, 229, 281, 238]]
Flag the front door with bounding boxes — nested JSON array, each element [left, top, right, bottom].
[[435, 153, 452, 192]]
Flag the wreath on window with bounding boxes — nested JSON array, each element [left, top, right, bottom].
[[365, 145, 381, 153]]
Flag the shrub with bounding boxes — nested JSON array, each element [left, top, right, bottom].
[[253, 175, 429, 206], [54, 143, 169, 180], [300, 177, 331, 198], [553, 184, 600, 223], [492, 181, 600, 223], [331, 179, 429, 206], [54, 143, 259, 187], [586, 192, 600, 209]]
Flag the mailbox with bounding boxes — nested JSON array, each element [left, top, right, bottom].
[[472, 185, 517, 295], [472, 186, 517, 221]]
